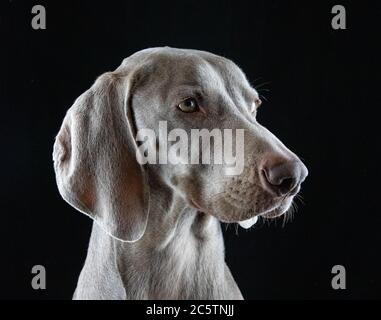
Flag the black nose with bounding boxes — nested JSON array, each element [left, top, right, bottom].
[[262, 160, 308, 196]]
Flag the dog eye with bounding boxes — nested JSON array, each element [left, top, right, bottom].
[[177, 98, 199, 113], [255, 98, 262, 108]]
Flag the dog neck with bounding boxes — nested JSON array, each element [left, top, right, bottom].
[[76, 179, 243, 299], [114, 190, 228, 299]]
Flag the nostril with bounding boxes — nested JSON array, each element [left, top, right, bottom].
[[261, 160, 302, 196], [278, 177, 296, 194]]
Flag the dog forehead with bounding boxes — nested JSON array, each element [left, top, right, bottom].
[[122, 47, 249, 87], [171, 49, 247, 84]]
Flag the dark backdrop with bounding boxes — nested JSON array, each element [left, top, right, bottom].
[[1, 0, 380, 299]]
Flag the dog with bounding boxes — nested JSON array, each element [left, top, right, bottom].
[[53, 47, 308, 299]]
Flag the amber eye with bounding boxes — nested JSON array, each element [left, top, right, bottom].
[[177, 98, 199, 113], [255, 98, 262, 107]]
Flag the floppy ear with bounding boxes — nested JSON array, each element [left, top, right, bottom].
[[53, 72, 149, 242]]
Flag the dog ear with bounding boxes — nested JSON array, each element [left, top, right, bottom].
[[53, 71, 149, 242]]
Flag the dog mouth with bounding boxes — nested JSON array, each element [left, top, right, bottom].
[[188, 195, 294, 228], [261, 197, 293, 218], [237, 197, 293, 228]]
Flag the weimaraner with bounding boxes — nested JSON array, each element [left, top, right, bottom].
[[53, 47, 308, 300]]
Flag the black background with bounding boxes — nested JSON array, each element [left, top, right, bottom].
[[1, 0, 380, 300]]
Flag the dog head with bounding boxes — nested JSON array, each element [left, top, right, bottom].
[[53, 47, 308, 241]]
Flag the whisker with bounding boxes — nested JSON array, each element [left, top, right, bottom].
[[234, 223, 239, 236], [295, 193, 305, 205], [259, 94, 268, 102], [252, 77, 264, 84], [255, 81, 271, 89]]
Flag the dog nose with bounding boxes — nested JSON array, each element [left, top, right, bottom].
[[261, 159, 308, 196]]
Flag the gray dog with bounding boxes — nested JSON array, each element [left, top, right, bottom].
[[53, 47, 308, 299]]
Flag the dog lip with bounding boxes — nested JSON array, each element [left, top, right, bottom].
[[261, 197, 293, 219], [238, 216, 258, 229], [228, 196, 291, 220], [189, 195, 292, 222], [261, 209, 283, 219]]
